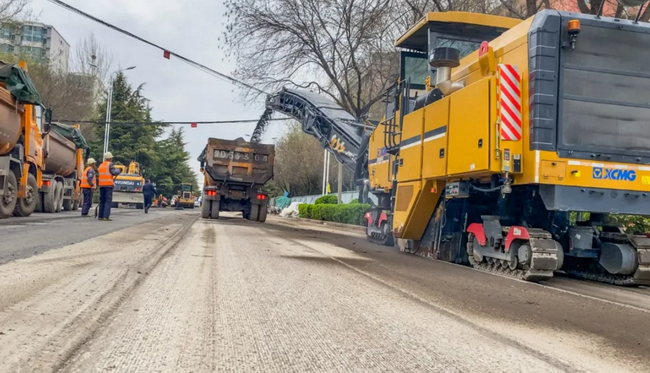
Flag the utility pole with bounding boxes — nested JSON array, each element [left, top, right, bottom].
[[337, 163, 343, 204]]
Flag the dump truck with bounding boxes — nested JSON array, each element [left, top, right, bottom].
[[255, 9, 650, 286], [198, 137, 274, 221], [0, 61, 47, 218], [36, 121, 87, 213], [112, 161, 145, 209], [178, 183, 195, 208]]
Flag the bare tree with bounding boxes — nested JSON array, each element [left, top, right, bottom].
[[0, 0, 31, 23], [273, 123, 353, 196], [71, 32, 112, 84], [224, 0, 400, 120]]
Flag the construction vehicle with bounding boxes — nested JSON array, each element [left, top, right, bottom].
[[112, 161, 145, 209], [254, 8, 650, 286], [198, 137, 274, 221], [0, 61, 87, 218], [178, 183, 195, 208], [36, 120, 87, 213]]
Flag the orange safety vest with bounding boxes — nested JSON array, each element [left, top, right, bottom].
[[80, 166, 93, 189], [98, 161, 114, 187]]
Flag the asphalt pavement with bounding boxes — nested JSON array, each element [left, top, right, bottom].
[[0, 207, 183, 265], [0, 211, 649, 372]]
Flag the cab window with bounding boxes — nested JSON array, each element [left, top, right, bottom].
[[435, 37, 481, 58], [35, 105, 42, 131]]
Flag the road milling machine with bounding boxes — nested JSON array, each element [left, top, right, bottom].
[[253, 9, 650, 286]]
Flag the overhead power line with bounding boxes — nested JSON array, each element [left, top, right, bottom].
[[53, 118, 291, 126], [45, 0, 269, 95]]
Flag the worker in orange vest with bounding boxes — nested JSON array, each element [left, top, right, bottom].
[[97, 152, 122, 221], [80, 158, 96, 216]]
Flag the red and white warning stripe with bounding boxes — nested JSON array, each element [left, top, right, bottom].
[[498, 64, 522, 141]]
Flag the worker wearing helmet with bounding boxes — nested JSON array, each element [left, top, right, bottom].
[[97, 152, 122, 221], [80, 158, 97, 216]]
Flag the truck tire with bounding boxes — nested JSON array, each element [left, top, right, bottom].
[[257, 204, 268, 223], [54, 181, 64, 212], [0, 171, 18, 219], [62, 196, 72, 211], [210, 201, 220, 219], [247, 203, 259, 221], [201, 200, 211, 219], [13, 173, 38, 217], [43, 187, 56, 213], [34, 192, 43, 212]]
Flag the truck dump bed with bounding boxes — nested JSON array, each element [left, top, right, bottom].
[[199, 137, 274, 186]]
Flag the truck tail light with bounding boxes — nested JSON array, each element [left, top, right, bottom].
[[43, 180, 51, 186], [206, 190, 217, 196], [257, 193, 267, 200]]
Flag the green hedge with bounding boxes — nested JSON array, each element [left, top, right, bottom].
[[314, 195, 338, 205], [298, 203, 371, 225]]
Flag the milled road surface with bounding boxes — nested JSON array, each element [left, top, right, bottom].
[[0, 212, 649, 372]]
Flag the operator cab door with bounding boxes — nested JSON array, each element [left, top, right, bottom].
[[447, 78, 492, 176]]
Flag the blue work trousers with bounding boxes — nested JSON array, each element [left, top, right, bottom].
[[98, 187, 113, 219]]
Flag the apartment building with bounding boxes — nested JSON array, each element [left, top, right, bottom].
[[0, 22, 70, 71]]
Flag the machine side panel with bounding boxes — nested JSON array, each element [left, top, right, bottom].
[[539, 185, 650, 215], [367, 122, 393, 190], [422, 97, 449, 179], [396, 108, 424, 183], [392, 179, 443, 240], [447, 78, 491, 175]]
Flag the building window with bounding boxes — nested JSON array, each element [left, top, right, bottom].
[[1, 27, 11, 39], [22, 25, 45, 43]]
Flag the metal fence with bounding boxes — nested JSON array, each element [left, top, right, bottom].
[[273, 191, 377, 207]]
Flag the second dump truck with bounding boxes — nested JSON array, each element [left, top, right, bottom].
[[198, 137, 274, 221]]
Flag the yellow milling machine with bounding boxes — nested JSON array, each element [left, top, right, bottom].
[[256, 9, 650, 286]]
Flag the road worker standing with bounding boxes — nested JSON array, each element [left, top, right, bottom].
[[80, 158, 96, 216], [97, 152, 122, 221]]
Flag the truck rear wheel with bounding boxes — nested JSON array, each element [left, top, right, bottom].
[[0, 171, 18, 219], [201, 200, 211, 219], [210, 201, 220, 219], [54, 181, 64, 212], [13, 173, 38, 217], [247, 204, 259, 221], [34, 192, 43, 212], [257, 204, 267, 223], [62, 196, 72, 211], [43, 182, 58, 213]]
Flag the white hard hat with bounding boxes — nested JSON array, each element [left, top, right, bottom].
[[104, 152, 113, 159], [87, 158, 96, 165]]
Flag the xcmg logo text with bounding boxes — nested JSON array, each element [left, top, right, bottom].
[[592, 167, 636, 182]]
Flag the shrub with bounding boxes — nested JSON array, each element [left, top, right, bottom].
[[298, 204, 312, 218], [298, 202, 371, 225], [348, 198, 359, 204], [315, 195, 338, 205]]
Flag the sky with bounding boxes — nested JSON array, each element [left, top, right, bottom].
[[33, 0, 287, 187]]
